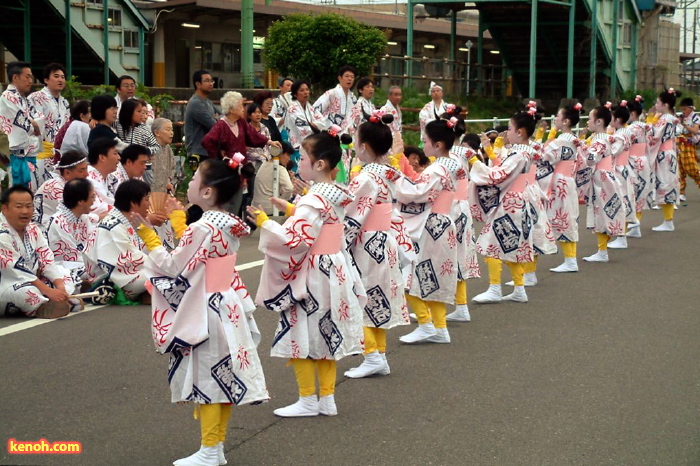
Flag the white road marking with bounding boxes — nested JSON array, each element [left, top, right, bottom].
[[0, 259, 265, 338]]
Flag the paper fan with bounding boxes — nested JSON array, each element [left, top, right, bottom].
[[148, 192, 170, 216]]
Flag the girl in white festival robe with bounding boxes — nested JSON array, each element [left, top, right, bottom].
[[581, 105, 626, 263], [342, 112, 410, 379], [248, 128, 364, 418], [394, 117, 464, 344], [625, 97, 655, 238], [136, 156, 269, 466], [607, 102, 637, 249], [469, 109, 547, 304]]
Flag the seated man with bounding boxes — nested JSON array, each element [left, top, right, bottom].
[[33, 150, 89, 231], [0, 186, 75, 318], [86, 137, 120, 216], [84, 179, 154, 301], [46, 178, 99, 285]]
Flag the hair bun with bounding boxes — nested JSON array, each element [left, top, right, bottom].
[[381, 113, 394, 124], [340, 133, 353, 145]]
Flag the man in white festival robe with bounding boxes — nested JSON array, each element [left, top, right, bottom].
[[312, 66, 357, 128]]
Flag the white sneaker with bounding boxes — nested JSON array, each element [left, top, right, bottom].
[[652, 205, 660, 210], [472, 285, 502, 303], [318, 395, 337, 416], [626, 225, 641, 238], [344, 351, 387, 378], [173, 445, 219, 466], [583, 250, 609, 262], [506, 272, 537, 287], [425, 327, 451, 343], [607, 236, 628, 249], [399, 323, 437, 343], [273, 396, 320, 417], [446, 304, 471, 322], [409, 313, 417, 321], [550, 258, 578, 273], [674, 204, 678, 210], [680, 194, 687, 202], [501, 286, 528, 303], [217, 442, 227, 466], [652, 220, 674, 232], [378, 353, 390, 375]]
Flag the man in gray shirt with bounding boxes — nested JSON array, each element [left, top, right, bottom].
[[184, 70, 217, 162]]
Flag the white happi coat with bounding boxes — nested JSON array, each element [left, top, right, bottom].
[[341, 97, 374, 136], [344, 163, 409, 330], [33, 175, 66, 231], [285, 101, 329, 151], [395, 157, 461, 303], [536, 133, 581, 242], [527, 142, 557, 256], [28, 87, 70, 185], [584, 133, 626, 236], [448, 146, 481, 280], [628, 121, 655, 211], [272, 92, 293, 130], [84, 209, 150, 297], [611, 127, 637, 223], [312, 84, 357, 128], [0, 214, 74, 317], [46, 203, 99, 281], [87, 165, 115, 216], [145, 211, 269, 405], [418, 100, 449, 143], [257, 182, 364, 360], [469, 144, 547, 263], [648, 113, 680, 205]]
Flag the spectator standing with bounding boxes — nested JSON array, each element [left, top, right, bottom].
[[151, 118, 176, 193], [184, 70, 217, 165], [254, 91, 283, 143]]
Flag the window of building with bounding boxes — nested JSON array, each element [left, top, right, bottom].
[[86, 0, 104, 5], [618, 0, 625, 22], [647, 40, 658, 66], [124, 30, 139, 50], [622, 23, 632, 46], [195, 41, 237, 73], [108, 8, 122, 27]]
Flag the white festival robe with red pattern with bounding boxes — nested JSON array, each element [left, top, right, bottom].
[[610, 127, 637, 223], [395, 157, 461, 303], [648, 113, 680, 205], [526, 142, 558, 256], [33, 175, 65, 231], [344, 163, 410, 330], [0, 214, 74, 316], [584, 133, 626, 236], [536, 133, 581, 243], [628, 121, 655, 211], [144, 210, 269, 405], [28, 87, 70, 185], [46, 203, 99, 280], [469, 144, 547, 263], [448, 146, 481, 280], [284, 101, 329, 152], [256, 182, 365, 360], [84, 209, 150, 298]]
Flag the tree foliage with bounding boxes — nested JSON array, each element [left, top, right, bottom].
[[264, 13, 387, 92]]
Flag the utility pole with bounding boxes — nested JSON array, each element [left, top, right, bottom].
[[241, 0, 254, 89]]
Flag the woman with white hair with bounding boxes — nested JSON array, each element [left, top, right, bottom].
[[151, 118, 176, 193]]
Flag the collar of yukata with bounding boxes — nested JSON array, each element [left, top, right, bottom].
[[57, 203, 79, 223], [362, 162, 400, 179], [309, 181, 354, 206], [111, 208, 132, 227], [592, 132, 611, 142], [433, 155, 461, 170], [510, 143, 535, 153]]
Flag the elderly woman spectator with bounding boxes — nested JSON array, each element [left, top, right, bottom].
[[253, 90, 283, 143], [55, 100, 91, 157], [246, 103, 272, 170], [151, 118, 176, 193]]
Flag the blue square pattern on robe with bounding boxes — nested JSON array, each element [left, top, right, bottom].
[[272, 310, 291, 347], [208, 292, 223, 315], [415, 259, 440, 298], [536, 162, 553, 180], [364, 232, 387, 264], [299, 291, 319, 316], [99, 215, 121, 231], [493, 215, 521, 254], [343, 217, 362, 248], [168, 350, 184, 383], [670, 154, 678, 175], [603, 194, 622, 220], [561, 146, 575, 161], [346, 247, 361, 278], [521, 206, 532, 240], [211, 355, 248, 404], [186, 385, 212, 404], [152, 275, 191, 312], [263, 284, 297, 313], [12, 281, 33, 291], [165, 336, 198, 355], [624, 195, 633, 217], [400, 202, 425, 215], [317, 254, 332, 279], [424, 213, 451, 241], [365, 285, 391, 327], [13, 257, 34, 275], [665, 189, 677, 204], [635, 178, 647, 200], [4, 302, 22, 317], [33, 194, 43, 223], [13, 110, 32, 133], [294, 118, 307, 128], [454, 213, 467, 244], [319, 310, 343, 355], [477, 185, 500, 215], [576, 168, 592, 188], [97, 260, 115, 278]]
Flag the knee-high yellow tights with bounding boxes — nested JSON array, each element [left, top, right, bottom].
[[485, 257, 525, 287], [363, 327, 387, 354], [291, 358, 336, 397], [455, 280, 468, 305], [523, 256, 538, 273], [196, 403, 233, 447], [662, 203, 674, 221], [597, 233, 610, 251], [560, 241, 577, 259], [405, 293, 447, 329]]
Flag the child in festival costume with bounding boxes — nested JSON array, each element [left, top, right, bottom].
[[134, 155, 269, 466], [395, 114, 465, 343], [625, 96, 655, 238], [248, 127, 364, 417], [648, 88, 682, 232], [677, 97, 700, 203], [342, 110, 411, 378], [607, 101, 637, 249], [581, 103, 626, 263], [445, 131, 481, 322]]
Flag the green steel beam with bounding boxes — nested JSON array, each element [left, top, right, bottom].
[[528, 0, 537, 98], [513, 68, 591, 73], [589, 0, 597, 98], [610, 0, 619, 98], [630, 21, 637, 89], [241, 0, 254, 88], [139, 27, 145, 84], [450, 10, 456, 62], [566, 0, 575, 98], [66, 0, 72, 78], [485, 20, 586, 27], [539, 0, 573, 6], [104, 0, 110, 84], [477, 14, 484, 95], [24, 0, 31, 62], [407, 0, 414, 86]]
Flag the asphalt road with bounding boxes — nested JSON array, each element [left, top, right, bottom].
[[1, 189, 699, 466]]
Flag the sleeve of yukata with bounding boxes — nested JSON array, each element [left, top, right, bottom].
[[469, 152, 522, 186], [394, 166, 446, 204], [312, 92, 331, 118], [145, 222, 211, 277], [35, 229, 70, 283], [585, 140, 607, 166], [344, 175, 379, 248], [258, 199, 324, 263], [0, 94, 32, 149]]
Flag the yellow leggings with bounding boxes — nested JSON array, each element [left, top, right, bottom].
[[486, 257, 502, 285], [523, 256, 538, 273], [505, 261, 524, 287], [404, 294, 447, 329], [363, 327, 387, 354], [560, 241, 577, 259], [662, 203, 674, 221], [455, 280, 467, 306], [291, 358, 336, 397], [597, 233, 610, 251], [197, 403, 233, 447], [636, 212, 642, 222]]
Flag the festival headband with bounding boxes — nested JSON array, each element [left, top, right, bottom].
[[430, 81, 443, 92], [604, 101, 612, 110], [328, 124, 342, 138], [620, 100, 628, 107], [369, 109, 386, 124], [635, 95, 643, 102], [223, 152, 246, 170], [573, 103, 583, 111], [55, 157, 87, 169]]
